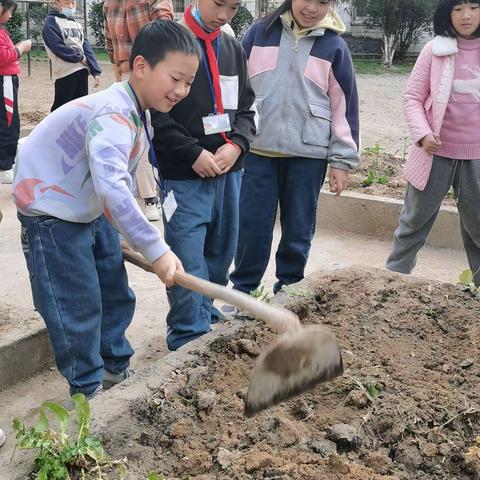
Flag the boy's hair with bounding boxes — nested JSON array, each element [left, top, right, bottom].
[[434, 0, 480, 37], [0, 0, 17, 13], [129, 20, 201, 70], [261, 0, 334, 32]]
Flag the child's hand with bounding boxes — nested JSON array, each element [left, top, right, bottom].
[[214, 143, 241, 173], [152, 250, 184, 287], [93, 76, 100, 88], [192, 149, 222, 178], [420, 134, 441, 155], [329, 168, 349, 197], [16, 39, 32, 54]]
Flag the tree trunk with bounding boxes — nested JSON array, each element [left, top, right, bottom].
[[382, 34, 396, 66]]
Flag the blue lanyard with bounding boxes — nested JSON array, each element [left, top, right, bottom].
[[199, 38, 220, 114], [128, 82, 167, 198]]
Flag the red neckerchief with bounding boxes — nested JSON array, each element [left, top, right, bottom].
[[184, 5, 233, 145]]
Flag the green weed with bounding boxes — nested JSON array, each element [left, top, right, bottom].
[[458, 269, 480, 298], [13, 394, 127, 479], [249, 285, 272, 303]]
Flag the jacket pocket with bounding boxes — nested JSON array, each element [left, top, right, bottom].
[[303, 103, 331, 147]]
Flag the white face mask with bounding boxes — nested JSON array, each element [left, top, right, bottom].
[[61, 7, 76, 17]]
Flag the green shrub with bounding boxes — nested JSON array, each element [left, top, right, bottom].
[[5, 10, 24, 44], [27, 3, 48, 44], [88, 0, 105, 47], [230, 4, 253, 39]]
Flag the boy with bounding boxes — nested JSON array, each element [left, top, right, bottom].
[[152, 0, 256, 350], [43, 0, 102, 111], [12, 21, 200, 401]]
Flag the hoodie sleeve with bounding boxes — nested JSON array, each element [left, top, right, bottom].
[[86, 112, 169, 263], [43, 15, 84, 63], [83, 38, 102, 76], [0, 30, 19, 67], [327, 40, 360, 170]]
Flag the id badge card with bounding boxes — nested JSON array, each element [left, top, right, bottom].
[[162, 190, 177, 223], [202, 113, 231, 135]]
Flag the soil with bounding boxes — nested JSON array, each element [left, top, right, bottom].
[[98, 267, 479, 480], [346, 152, 457, 207]]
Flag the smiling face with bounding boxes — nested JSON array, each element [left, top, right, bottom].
[[132, 51, 199, 112], [451, 1, 480, 38], [196, 0, 241, 31], [291, 0, 332, 29]]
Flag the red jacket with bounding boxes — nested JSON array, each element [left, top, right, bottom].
[[0, 26, 20, 75]]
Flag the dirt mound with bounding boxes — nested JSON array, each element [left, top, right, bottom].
[[102, 268, 479, 479]]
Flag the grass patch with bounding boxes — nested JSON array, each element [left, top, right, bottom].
[[27, 47, 110, 63], [353, 58, 414, 75]]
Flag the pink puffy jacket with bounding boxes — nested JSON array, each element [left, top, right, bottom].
[[403, 36, 459, 190]]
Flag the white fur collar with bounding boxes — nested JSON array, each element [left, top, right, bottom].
[[432, 36, 458, 56]]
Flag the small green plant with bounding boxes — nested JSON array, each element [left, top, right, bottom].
[[13, 394, 126, 479], [458, 269, 480, 298], [363, 143, 384, 155], [362, 170, 390, 187], [147, 473, 165, 480], [250, 285, 272, 303]]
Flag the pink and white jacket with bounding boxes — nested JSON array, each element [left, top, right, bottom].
[[404, 36, 469, 190]]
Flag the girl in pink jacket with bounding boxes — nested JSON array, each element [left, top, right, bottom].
[[387, 0, 480, 285]]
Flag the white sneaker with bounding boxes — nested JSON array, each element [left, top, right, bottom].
[[0, 169, 14, 184], [0, 427, 6, 447], [143, 200, 160, 222]]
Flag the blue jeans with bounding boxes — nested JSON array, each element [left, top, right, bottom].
[[18, 214, 135, 395], [163, 171, 242, 350], [230, 153, 328, 294]]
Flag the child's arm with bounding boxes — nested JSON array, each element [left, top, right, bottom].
[[225, 48, 257, 156], [42, 15, 84, 63], [404, 43, 434, 147], [151, 110, 205, 167], [0, 33, 26, 66], [149, 0, 174, 20], [326, 43, 360, 172], [82, 38, 102, 80], [86, 113, 170, 264]]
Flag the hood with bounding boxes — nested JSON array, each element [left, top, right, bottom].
[[281, 8, 346, 36]]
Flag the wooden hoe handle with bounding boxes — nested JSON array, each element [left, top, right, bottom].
[[121, 246, 300, 333]]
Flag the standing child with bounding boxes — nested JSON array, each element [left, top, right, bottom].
[[0, 0, 31, 184], [386, 0, 480, 285], [227, 0, 359, 301], [43, 0, 102, 111], [151, 0, 256, 350], [103, 0, 175, 221], [12, 20, 199, 401]]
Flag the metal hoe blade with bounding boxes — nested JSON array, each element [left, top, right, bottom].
[[244, 326, 344, 417]]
